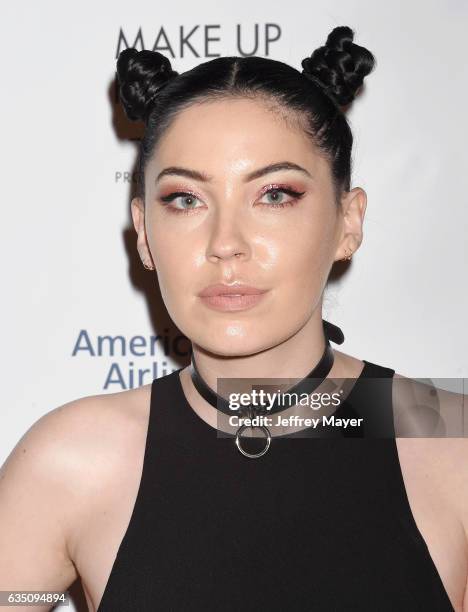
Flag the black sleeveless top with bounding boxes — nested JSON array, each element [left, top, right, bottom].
[[97, 360, 454, 611]]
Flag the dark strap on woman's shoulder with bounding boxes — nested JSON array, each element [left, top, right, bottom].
[[345, 360, 396, 437], [362, 359, 396, 379]]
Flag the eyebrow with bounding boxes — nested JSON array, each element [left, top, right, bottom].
[[155, 161, 312, 184]]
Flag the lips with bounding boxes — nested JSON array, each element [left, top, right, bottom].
[[197, 283, 269, 312], [198, 283, 267, 297]]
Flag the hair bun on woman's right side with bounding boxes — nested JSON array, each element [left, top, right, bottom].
[[301, 26, 376, 107], [116, 49, 179, 122]]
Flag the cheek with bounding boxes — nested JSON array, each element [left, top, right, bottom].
[[146, 223, 189, 300], [271, 208, 335, 289], [147, 221, 208, 332]]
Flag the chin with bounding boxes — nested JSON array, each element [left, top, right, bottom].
[[188, 323, 293, 358], [198, 341, 267, 358]]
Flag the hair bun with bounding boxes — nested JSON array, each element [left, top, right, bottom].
[[116, 48, 179, 122], [301, 26, 375, 107]]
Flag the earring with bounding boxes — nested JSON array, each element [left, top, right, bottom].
[[342, 248, 353, 261], [142, 260, 154, 270]]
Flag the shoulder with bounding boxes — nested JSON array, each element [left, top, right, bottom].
[[392, 371, 465, 436], [4, 383, 153, 473], [391, 372, 468, 550], [0, 383, 153, 555], [334, 353, 468, 515]]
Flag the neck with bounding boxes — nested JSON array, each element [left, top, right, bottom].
[[190, 310, 332, 391]]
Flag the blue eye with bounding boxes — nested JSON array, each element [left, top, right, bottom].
[[160, 192, 202, 214], [258, 187, 306, 208]]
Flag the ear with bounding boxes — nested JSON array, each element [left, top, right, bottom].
[[131, 197, 155, 270], [334, 187, 367, 262]]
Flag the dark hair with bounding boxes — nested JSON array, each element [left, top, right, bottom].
[[116, 25, 375, 202]]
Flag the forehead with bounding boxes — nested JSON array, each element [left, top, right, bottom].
[[149, 97, 325, 181]]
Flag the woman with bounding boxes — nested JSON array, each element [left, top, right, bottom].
[[0, 25, 466, 612]]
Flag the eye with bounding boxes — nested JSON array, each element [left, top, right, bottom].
[[257, 186, 306, 208], [159, 191, 203, 215], [158, 185, 306, 215]]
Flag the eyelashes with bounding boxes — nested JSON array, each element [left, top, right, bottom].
[[158, 186, 306, 216]]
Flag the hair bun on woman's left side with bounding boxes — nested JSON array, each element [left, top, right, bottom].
[[301, 25, 376, 107], [116, 49, 179, 122]]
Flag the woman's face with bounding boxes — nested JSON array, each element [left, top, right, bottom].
[[132, 97, 365, 356]]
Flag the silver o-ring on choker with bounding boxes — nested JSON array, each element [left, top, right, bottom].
[[235, 423, 271, 459]]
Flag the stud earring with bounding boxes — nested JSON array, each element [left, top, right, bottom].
[[142, 260, 154, 270], [341, 249, 353, 261]]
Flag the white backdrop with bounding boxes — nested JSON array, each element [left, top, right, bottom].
[[1, 0, 467, 606]]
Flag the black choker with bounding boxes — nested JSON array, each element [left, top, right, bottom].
[[189, 319, 344, 459]]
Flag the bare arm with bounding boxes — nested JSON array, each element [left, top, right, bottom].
[[0, 401, 93, 611]]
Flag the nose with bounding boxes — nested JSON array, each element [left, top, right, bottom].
[[206, 206, 251, 263]]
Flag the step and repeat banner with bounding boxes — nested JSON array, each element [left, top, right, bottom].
[[1, 1, 467, 609]]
